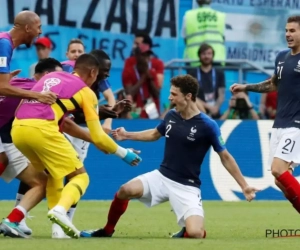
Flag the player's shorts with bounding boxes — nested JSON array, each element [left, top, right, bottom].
[[0, 136, 4, 153], [136, 170, 204, 227], [64, 127, 90, 162], [1, 143, 28, 183], [268, 127, 300, 169], [11, 126, 83, 179]]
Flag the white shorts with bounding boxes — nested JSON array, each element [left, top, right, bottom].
[[268, 128, 300, 168], [64, 128, 90, 162], [1, 143, 28, 183], [0, 137, 4, 153], [136, 170, 204, 227]]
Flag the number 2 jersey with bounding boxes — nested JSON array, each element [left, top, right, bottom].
[[156, 109, 226, 188], [273, 49, 300, 129]]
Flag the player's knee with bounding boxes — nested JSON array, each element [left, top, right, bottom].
[[118, 183, 137, 199], [186, 227, 205, 239]]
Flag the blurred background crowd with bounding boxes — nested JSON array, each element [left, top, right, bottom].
[[4, 0, 286, 122]]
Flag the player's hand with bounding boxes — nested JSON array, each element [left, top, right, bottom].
[[99, 105, 118, 120], [111, 127, 127, 141], [9, 69, 21, 79], [36, 91, 57, 105], [112, 99, 132, 114], [230, 84, 246, 94], [128, 148, 141, 166], [242, 186, 260, 201], [124, 148, 142, 166]]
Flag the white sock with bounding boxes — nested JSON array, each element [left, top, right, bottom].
[[15, 205, 27, 217], [15, 194, 24, 207], [67, 207, 76, 222], [54, 205, 67, 214]]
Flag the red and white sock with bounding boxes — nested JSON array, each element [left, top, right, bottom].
[[277, 171, 300, 213], [7, 205, 27, 223]]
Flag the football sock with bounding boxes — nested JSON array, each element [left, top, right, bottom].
[[47, 176, 64, 210], [277, 171, 300, 213], [57, 173, 89, 211], [104, 192, 129, 235], [183, 230, 206, 238], [64, 178, 79, 221], [7, 205, 27, 223], [67, 206, 77, 221], [15, 182, 31, 207]]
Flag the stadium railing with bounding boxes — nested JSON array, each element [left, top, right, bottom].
[[99, 59, 273, 112]]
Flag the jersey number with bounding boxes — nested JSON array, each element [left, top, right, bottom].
[[165, 124, 172, 138], [277, 66, 283, 79], [282, 138, 295, 154], [197, 12, 217, 23]]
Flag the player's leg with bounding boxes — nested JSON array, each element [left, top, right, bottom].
[[34, 130, 90, 239], [274, 166, 294, 200], [47, 167, 89, 238], [0, 151, 47, 239], [0, 142, 8, 175], [64, 133, 90, 223], [46, 175, 71, 239], [14, 181, 31, 235], [169, 179, 206, 239], [80, 170, 168, 238], [81, 177, 140, 237], [271, 128, 300, 213]]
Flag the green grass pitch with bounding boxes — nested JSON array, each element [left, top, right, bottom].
[[0, 201, 299, 250]]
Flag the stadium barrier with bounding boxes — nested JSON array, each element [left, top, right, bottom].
[[1, 119, 294, 201]]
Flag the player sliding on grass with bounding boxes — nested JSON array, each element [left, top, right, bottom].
[[81, 74, 259, 239], [231, 15, 300, 217]]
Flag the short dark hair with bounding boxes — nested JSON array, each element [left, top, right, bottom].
[[198, 43, 214, 57], [135, 32, 153, 48], [67, 38, 84, 51], [74, 54, 100, 70], [171, 75, 199, 102], [287, 15, 300, 25], [34, 58, 62, 74], [89, 49, 110, 63]]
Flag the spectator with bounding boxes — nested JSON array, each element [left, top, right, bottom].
[[259, 92, 277, 119], [188, 43, 225, 119], [124, 32, 164, 88], [220, 91, 259, 120], [66, 38, 85, 61], [122, 43, 160, 119], [61, 41, 116, 133], [28, 37, 52, 77], [115, 89, 132, 119], [181, 0, 226, 66]]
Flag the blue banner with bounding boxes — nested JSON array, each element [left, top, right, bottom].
[[1, 120, 297, 201], [0, 0, 179, 78]]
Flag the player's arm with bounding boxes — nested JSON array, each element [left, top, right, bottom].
[[112, 118, 165, 142], [101, 85, 116, 133], [210, 122, 258, 201], [218, 150, 249, 189], [112, 128, 162, 142], [244, 74, 278, 93], [0, 40, 56, 104], [80, 87, 140, 163], [62, 117, 92, 143]]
